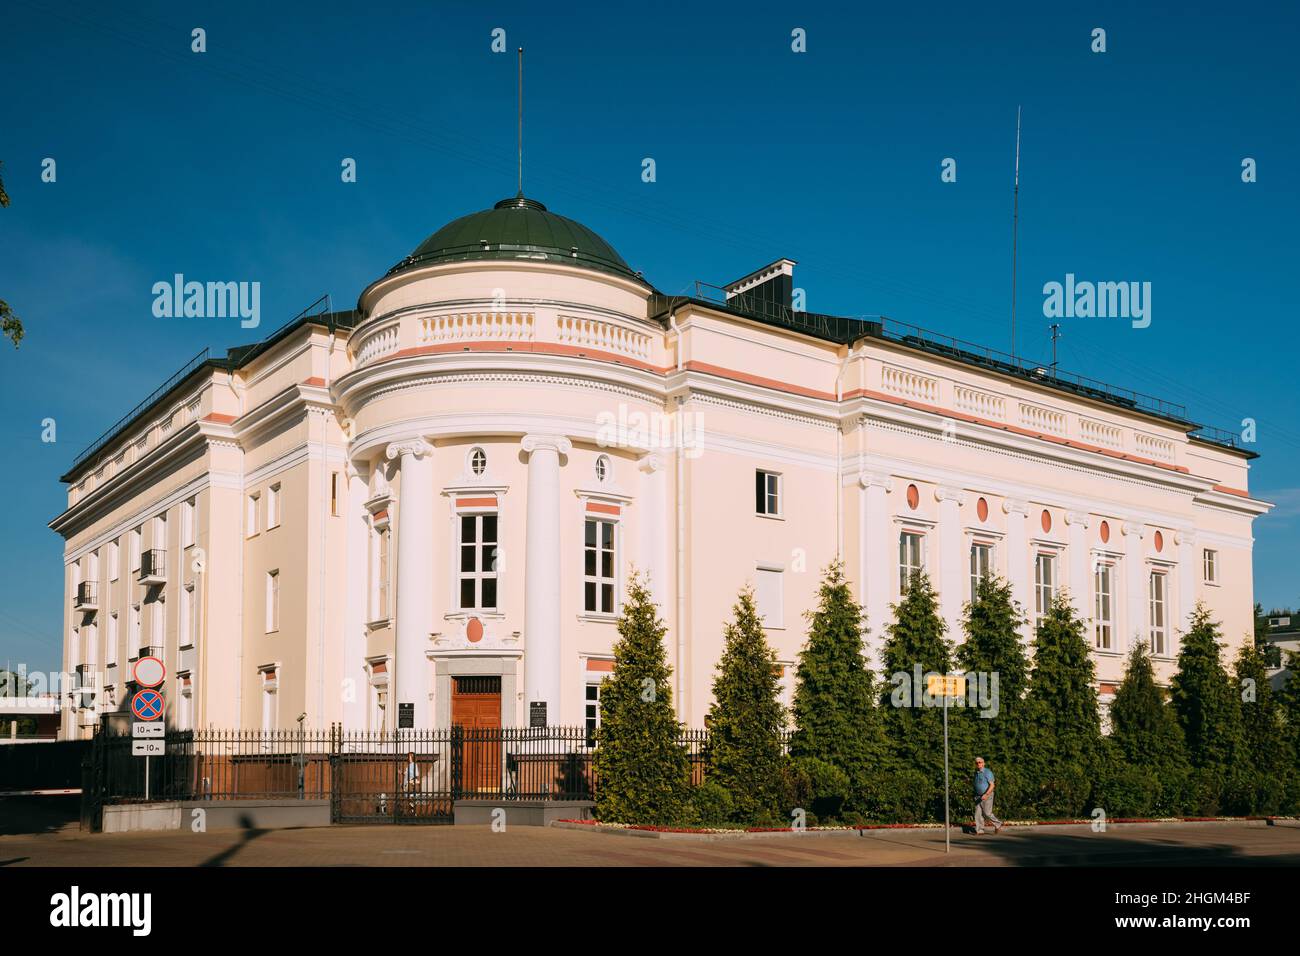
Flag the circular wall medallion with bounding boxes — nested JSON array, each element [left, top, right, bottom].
[[906, 484, 920, 509], [976, 497, 989, 523], [1154, 530, 1164, 553], [1041, 509, 1052, 534], [466, 617, 484, 643], [1099, 520, 1110, 544]]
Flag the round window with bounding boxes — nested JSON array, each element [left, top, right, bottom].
[[595, 455, 610, 483], [469, 447, 487, 477], [1099, 520, 1110, 544], [976, 497, 989, 523], [1041, 509, 1052, 534], [906, 484, 920, 510]]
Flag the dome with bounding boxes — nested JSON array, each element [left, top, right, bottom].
[[385, 195, 644, 284]]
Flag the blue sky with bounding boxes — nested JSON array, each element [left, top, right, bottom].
[[2, 1, 1297, 673]]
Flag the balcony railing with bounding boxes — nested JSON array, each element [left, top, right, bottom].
[[137, 645, 164, 662], [139, 549, 166, 585], [74, 581, 98, 610]]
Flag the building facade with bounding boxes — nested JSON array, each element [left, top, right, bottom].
[[51, 195, 1270, 738]]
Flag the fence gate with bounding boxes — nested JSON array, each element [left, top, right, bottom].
[[330, 728, 455, 825]]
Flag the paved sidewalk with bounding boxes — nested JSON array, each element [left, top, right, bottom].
[[2, 816, 1298, 867]]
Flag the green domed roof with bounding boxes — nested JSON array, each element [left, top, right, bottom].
[[386, 195, 644, 284]]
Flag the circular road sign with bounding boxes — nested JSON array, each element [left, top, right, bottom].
[[133, 656, 166, 688], [131, 689, 165, 721]]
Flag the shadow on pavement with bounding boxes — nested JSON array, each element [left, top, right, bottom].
[[0, 796, 80, 836], [198, 814, 270, 867], [959, 826, 1300, 866]]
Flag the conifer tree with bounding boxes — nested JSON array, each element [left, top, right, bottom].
[[879, 570, 963, 822], [790, 561, 883, 815], [1024, 593, 1102, 818], [593, 573, 691, 825], [956, 574, 1032, 817], [1233, 641, 1287, 814], [1108, 640, 1189, 814], [704, 588, 786, 821], [1170, 605, 1245, 814], [1277, 652, 1300, 814]]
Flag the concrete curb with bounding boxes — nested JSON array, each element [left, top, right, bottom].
[[552, 816, 1289, 840]]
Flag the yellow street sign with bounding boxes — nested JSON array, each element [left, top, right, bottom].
[[926, 674, 966, 698]]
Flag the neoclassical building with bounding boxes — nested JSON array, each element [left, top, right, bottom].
[[51, 195, 1270, 738]]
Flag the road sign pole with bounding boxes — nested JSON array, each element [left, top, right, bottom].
[[943, 693, 950, 854], [145, 754, 150, 802]]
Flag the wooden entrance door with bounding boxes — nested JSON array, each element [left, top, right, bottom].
[[452, 676, 502, 792]]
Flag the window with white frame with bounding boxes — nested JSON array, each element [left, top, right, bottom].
[[149, 592, 165, 649], [182, 497, 195, 547], [180, 583, 195, 647], [755, 566, 785, 627], [585, 682, 602, 744], [459, 513, 499, 610], [266, 570, 280, 633], [1094, 563, 1115, 650], [970, 542, 993, 600], [755, 470, 781, 516], [107, 612, 118, 667], [129, 603, 141, 653], [1149, 572, 1168, 655], [109, 540, 119, 581], [899, 532, 924, 593], [153, 512, 166, 550], [372, 524, 391, 621], [267, 483, 281, 529], [584, 518, 617, 614], [247, 493, 260, 536], [1203, 549, 1218, 584], [1034, 552, 1057, 626], [178, 678, 192, 730], [469, 447, 488, 477], [262, 677, 278, 732], [130, 527, 142, 572], [330, 472, 340, 516]]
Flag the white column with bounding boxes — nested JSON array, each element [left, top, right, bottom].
[[1176, 528, 1196, 638], [638, 453, 667, 606], [1002, 498, 1031, 643], [342, 463, 369, 731], [859, 471, 893, 670], [1066, 511, 1091, 618], [386, 438, 434, 729], [1122, 520, 1145, 653], [522, 434, 571, 725], [935, 486, 964, 642]]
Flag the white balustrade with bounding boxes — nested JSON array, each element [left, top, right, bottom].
[[555, 315, 651, 361]]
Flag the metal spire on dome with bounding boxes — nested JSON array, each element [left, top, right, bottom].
[[517, 46, 524, 197]]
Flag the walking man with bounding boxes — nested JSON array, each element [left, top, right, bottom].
[[973, 756, 1003, 834]]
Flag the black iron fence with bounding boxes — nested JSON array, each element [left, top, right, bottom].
[[85, 726, 788, 826]]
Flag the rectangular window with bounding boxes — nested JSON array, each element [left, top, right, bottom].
[[180, 584, 194, 647], [970, 542, 993, 601], [459, 513, 499, 610], [107, 612, 118, 667], [1094, 563, 1114, 650], [129, 603, 141, 654], [585, 682, 602, 746], [188, 583, 198, 647], [1203, 549, 1218, 584], [1034, 552, 1057, 625], [375, 527, 390, 621], [267, 483, 281, 529], [262, 683, 277, 732], [755, 567, 785, 627], [1149, 572, 1167, 655], [755, 470, 782, 516], [331, 472, 340, 517], [109, 540, 120, 581], [266, 570, 280, 633], [583, 518, 616, 614], [149, 593, 165, 649], [247, 493, 260, 536], [153, 513, 166, 551], [182, 497, 195, 548], [899, 532, 924, 593], [130, 527, 142, 572]]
